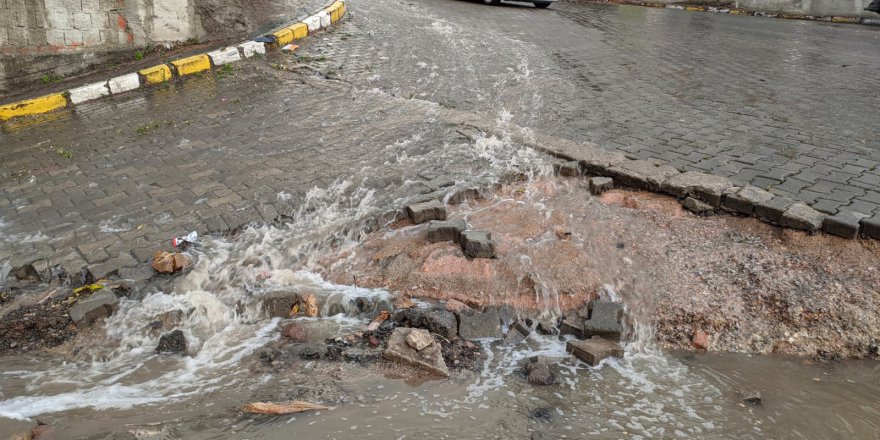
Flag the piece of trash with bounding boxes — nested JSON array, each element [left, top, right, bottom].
[[172, 231, 198, 249], [367, 310, 390, 332], [281, 44, 299, 53], [151, 251, 193, 274], [73, 283, 104, 295], [244, 401, 329, 415]]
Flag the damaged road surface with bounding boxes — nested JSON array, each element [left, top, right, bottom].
[[2, 0, 880, 438]]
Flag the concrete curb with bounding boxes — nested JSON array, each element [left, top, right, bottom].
[[564, 0, 880, 26], [0, 0, 348, 122]]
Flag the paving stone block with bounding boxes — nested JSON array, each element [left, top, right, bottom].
[[822, 210, 865, 238], [503, 320, 530, 345], [407, 199, 446, 224], [722, 186, 774, 215], [69, 290, 118, 328], [781, 202, 825, 232], [566, 336, 624, 366], [755, 196, 795, 224], [578, 150, 628, 176], [588, 177, 613, 195], [426, 219, 466, 243], [661, 171, 733, 206], [861, 215, 880, 239], [383, 327, 449, 377], [556, 161, 580, 177], [460, 230, 495, 259], [606, 159, 680, 191], [458, 307, 502, 340], [583, 300, 624, 341]]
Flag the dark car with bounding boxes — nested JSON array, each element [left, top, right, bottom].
[[482, 0, 555, 8]]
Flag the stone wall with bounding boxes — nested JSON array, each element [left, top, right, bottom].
[[0, 0, 318, 95]]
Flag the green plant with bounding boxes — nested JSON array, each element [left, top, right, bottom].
[[215, 63, 234, 78], [55, 147, 73, 158], [134, 50, 144, 60], [40, 73, 63, 84]]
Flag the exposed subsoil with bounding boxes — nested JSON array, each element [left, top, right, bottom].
[[321, 176, 880, 360]]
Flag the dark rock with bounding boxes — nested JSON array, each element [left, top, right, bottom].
[[662, 171, 733, 207], [460, 230, 496, 259], [722, 186, 773, 215], [822, 210, 866, 238], [693, 330, 709, 350], [607, 160, 680, 191], [440, 338, 482, 370], [69, 291, 119, 328], [588, 176, 613, 195], [754, 196, 795, 224], [583, 300, 624, 341], [155, 329, 187, 354], [394, 308, 458, 339], [556, 161, 580, 177], [262, 291, 298, 318], [448, 187, 481, 205], [503, 320, 530, 345], [407, 200, 447, 224], [523, 358, 557, 386], [444, 298, 471, 313], [298, 345, 323, 360], [384, 327, 450, 377], [530, 407, 553, 422], [566, 336, 624, 366], [740, 389, 762, 405], [781, 202, 825, 232], [682, 197, 714, 215], [459, 308, 502, 340], [426, 220, 467, 243]]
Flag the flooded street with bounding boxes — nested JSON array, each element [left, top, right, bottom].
[[2, 0, 880, 438]]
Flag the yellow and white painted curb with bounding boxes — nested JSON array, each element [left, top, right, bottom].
[[0, 0, 347, 122]]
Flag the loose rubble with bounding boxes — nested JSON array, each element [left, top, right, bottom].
[[383, 327, 450, 377]]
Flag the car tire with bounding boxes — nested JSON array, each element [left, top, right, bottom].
[[483, 0, 500, 4], [533, 1, 552, 7]]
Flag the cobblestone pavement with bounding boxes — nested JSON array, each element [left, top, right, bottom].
[[2, 0, 879, 276]]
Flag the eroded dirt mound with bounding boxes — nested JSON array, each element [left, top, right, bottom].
[[321, 177, 880, 359]]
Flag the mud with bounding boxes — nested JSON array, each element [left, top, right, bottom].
[[322, 176, 880, 359]]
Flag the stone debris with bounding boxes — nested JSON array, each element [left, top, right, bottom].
[[588, 176, 613, 195], [460, 230, 496, 259], [566, 336, 624, 366], [383, 327, 450, 377], [281, 322, 309, 342], [151, 251, 193, 274], [583, 300, 624, 341], [394, 308, 458, 338], [559, 314, 585, 338], [557, 161, 580, 177], [244, 401, 329, 415], [503, 320, 531, 345], [861, 214, 880, 239], [426, 220, 467, 243], [662, 171, 733, 207], [448, 187, 481, 205], [682, 196, 714, 215], [155, 329, 187, 354], [366, 310, 390, 332], [722, 186, 773, 215], [781, 202, 825, 232], [523, 357, 557, 386], [740, 389, 762, 405], [822, 210, 866, 239], [407, 200, 447, 224], [262, 291, 298, 318], [458, 307, 503, 340], [405, 328, 434, 351], [69, 290, 118, 328]]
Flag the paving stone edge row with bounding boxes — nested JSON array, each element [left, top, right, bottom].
[[0, 1, 348, 122], [563, 0, 880, 25]]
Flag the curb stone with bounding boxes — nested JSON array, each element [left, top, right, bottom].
[[0, 0, 348, 122], [562, 0, 880, 27]]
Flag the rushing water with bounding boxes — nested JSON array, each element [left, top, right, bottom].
[[2, 127, 880, 438]]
